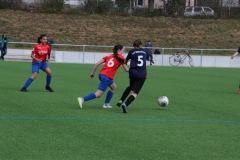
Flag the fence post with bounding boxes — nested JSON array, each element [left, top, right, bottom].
[[83, 45, 85, 63], [200, 49, 203, 67], [162, 48, 164, 66]]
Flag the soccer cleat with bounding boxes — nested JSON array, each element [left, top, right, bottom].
[[116, 100, 122, 107], [20, 87, 29, 92], [121, 103, 127, 113], [45, 86, 54, 92], [77, 97, 83, 109], [103, 104, 112, 108], [238, 89, 240, 94]]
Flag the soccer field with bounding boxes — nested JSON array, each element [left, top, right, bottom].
[[0, 61, 240, 160]]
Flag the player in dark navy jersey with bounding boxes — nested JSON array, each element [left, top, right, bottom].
[[116, 39, 149, 113], [20, 34, 54, 92]]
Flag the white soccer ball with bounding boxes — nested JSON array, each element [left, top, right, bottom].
[[158, 96, 169, 107]]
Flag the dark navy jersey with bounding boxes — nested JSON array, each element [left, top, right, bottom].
[[126, 48, 148, 78], [238, 47, 240, 53]]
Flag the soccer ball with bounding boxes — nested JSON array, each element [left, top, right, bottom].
[[158, 96, 169, 107]]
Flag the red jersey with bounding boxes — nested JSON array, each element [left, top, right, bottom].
[[99, 54, 125, 79], [31, 43, 50, 62]]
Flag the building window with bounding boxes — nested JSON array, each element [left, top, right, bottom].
[[137, 0, 143, 6]]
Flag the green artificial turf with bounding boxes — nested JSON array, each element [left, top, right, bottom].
[[0, 61, 240, 160]]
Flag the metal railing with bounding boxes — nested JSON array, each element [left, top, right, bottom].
[[8, 42, 237, 67]]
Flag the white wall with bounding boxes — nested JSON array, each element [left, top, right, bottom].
[[54, 51, 240, 68], [5, 49, 240, 68]]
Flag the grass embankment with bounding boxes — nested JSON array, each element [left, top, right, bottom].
[[1, 9, 240, 54]]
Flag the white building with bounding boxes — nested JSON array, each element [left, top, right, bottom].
[[21, 0, 86, 7], [222, 0, 240, 7], [18, 0, 240, 10]]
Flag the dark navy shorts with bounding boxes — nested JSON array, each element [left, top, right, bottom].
[[129, 77, 146, 94]]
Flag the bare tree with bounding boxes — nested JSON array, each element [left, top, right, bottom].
[[11, 0, 22, 6], [224, 0, 237, 15], [148, 0, 154, 12]]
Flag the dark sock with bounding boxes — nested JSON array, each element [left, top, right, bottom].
[[46, 75, 52, 86], [125, 95, 135, 107], [23, 78, 33, 88], [105, 90, 114, 103], [83, 93, 96, 102]]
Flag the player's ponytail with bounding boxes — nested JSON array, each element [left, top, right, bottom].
[[113, 44, 124, 63], [37, 34, 47, 44]]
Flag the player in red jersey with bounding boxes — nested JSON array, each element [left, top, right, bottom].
[[20, 34, 54, 92], [77, 44, 129, 109]]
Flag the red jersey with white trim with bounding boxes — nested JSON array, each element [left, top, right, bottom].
[[31, 43, 50, 62], [99, 54, 125, 79]]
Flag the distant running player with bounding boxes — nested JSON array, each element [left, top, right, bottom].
[[77, 44, 129, 109], [231, 47, 240, 59], [117, 39, 149, 113], [231, 47, 240, 94], [21, 34, 54, 92]]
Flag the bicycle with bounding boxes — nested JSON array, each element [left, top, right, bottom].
[[169, 50, 194, 67]]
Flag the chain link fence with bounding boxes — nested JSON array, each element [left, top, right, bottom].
[[0, 0, 239, 17]]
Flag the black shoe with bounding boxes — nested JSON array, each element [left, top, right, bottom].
[[45, 86, 54, 92], [152, 60, 154, 64], [21, 87, 29, 92], [121, 103, 127, 113], [116, 100, 122, 107]]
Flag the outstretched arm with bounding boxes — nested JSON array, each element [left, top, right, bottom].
[[232, 47, 240, 59], [231, 52, 239, 59], [90, 59, 105, 79], [122, 63, 129, 72]]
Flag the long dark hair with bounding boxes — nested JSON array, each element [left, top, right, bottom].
[[2, 33, 7, 39], [113, 44, 124, 63], [133, 39, 142, 48], [37, 34, 47, 44]]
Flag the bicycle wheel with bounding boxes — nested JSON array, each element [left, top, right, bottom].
[[188, 56, 194, 67], [169, 55, 180, 66]]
